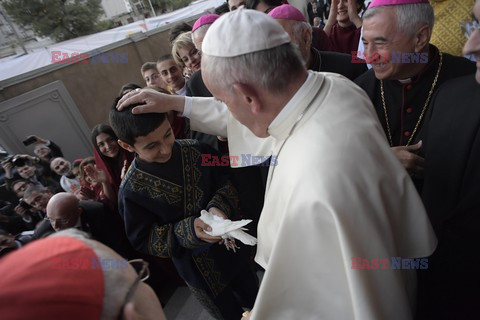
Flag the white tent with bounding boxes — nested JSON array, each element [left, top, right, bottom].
[[0, 0, 224, 82]]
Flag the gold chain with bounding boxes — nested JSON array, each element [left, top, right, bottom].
[[380, 52, 443, 147]]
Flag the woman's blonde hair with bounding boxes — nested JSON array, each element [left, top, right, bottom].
[[171, 31, 196, 66]]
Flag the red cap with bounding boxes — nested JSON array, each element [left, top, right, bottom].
[[0, 236, 104, 320]]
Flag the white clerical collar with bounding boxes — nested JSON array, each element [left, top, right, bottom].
[[398, 78, 412, 84], [176, 84, 187, 96], [268, 71, 321, 140]]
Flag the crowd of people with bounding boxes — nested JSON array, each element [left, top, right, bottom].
[[0, 0, 479, 319]]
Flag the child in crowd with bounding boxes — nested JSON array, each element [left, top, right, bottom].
[[110, 99, 258, 320]]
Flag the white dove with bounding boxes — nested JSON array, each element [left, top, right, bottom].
[[200, 210, 257, 247]]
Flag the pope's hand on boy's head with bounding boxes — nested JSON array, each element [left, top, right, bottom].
[[116, 87, 185, 115]]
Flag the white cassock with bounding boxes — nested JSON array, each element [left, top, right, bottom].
[[182, 71, 437, 319], [251, 71, 437, 319], [183, 95, 274, 167]]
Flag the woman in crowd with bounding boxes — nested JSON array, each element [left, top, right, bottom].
[[172, 31, 201, 75], [90, 124, 133, 197]]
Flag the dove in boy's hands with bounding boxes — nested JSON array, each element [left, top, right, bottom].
[[200, 210, 257, 247]]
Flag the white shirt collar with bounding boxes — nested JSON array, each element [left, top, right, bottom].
[[176, 84, 187, 96]]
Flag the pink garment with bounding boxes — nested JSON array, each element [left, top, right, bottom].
[[268, 4, 306, 22], [192, 14, 219, 32]]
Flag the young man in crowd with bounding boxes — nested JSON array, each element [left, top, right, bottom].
[[156, 54, 187, 96], [140, 62, 166, 90]]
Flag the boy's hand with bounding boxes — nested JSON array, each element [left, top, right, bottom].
[[241, 311, 251, 320], [121, 160, 129, 179], [194, 218, 223, 243]]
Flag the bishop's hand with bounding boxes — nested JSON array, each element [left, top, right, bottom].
[[391, 141, 424, 177]]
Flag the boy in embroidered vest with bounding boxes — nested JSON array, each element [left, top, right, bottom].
[[110, 99, 258, 320]]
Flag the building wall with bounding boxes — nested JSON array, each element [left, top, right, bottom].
[[0, 21, 193, 130]]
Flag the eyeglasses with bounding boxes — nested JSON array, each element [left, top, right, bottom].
[[44, 216, 72, 225], [460, 18, 480, 39], [118, 259, 150, 318]]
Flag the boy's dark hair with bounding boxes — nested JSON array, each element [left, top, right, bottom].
[[140, 62, 157, 74], [109, 97, 168, 146], [168, 22, 192, 44], [246, 0, 282, 10], [157, 54, 174, 64], [118, 83, 142, 97]]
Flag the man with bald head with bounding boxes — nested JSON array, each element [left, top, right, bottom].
[[50, 157, 81, 193], [45, 193, 131, 256], [268, 4, 367, 80], [45, 192, 82, 232]]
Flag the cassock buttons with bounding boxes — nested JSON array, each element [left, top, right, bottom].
[[406, 107, 413, 113], [406, 84, 413, 90], [404, 131, 411, 137]]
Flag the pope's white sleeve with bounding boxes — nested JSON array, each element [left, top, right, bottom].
[[182, 96, 228, 137]]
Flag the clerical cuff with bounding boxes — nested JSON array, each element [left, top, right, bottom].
[[182, 97, 193, 118]]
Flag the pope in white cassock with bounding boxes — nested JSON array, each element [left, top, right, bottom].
[[117, 8, 437, 320]]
